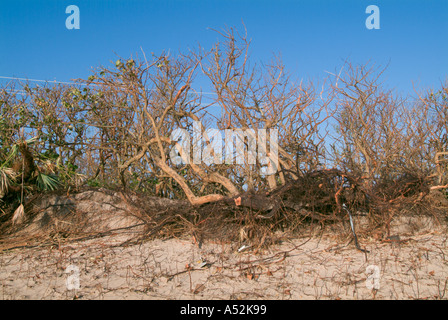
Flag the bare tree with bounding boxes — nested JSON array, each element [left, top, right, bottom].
[[1, 29, 446, 242]]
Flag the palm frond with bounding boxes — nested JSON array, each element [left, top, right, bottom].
[[36, 172, 60, 191], [73, 172, 87, 187], [1, 144, 19, 169], [24, 136, 38, 146], [0, 167, 17, 198], [12, 203, 25, 225], [0, 136, 38, 169]]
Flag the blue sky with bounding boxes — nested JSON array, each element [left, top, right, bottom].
[[0, 0, 447, 96]]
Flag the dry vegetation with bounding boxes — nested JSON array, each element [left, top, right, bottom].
[[0, 28, 447, 252]]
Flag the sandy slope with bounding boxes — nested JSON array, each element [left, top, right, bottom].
[[1, 228, 447, 300]]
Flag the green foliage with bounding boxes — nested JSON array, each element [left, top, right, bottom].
[[0, 51, 447, 204], [36, 172, 60, 191], [0, 167, 16, 198], [86, 179, 102, 188]]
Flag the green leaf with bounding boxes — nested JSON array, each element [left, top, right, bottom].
[[115, 60, 124, 69], [36, 172, 60, 191], [1, 144, 19, 169], [126, 59, 135, 68]]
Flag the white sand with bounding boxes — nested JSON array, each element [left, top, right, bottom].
[[1, 229, 447, 300]]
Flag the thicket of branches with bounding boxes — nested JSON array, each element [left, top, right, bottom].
[[1, 28, 447, 241]]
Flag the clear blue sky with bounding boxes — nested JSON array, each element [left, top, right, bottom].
[[0, 0, 447, 95]]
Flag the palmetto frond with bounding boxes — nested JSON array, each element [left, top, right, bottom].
[[36, 172, 60, 191], [1, 136, 38, 166], [12, 203, 25, 225], [0, 167, 17, 198]]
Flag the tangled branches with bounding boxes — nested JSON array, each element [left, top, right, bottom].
[[1, 27, 447, 249]]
